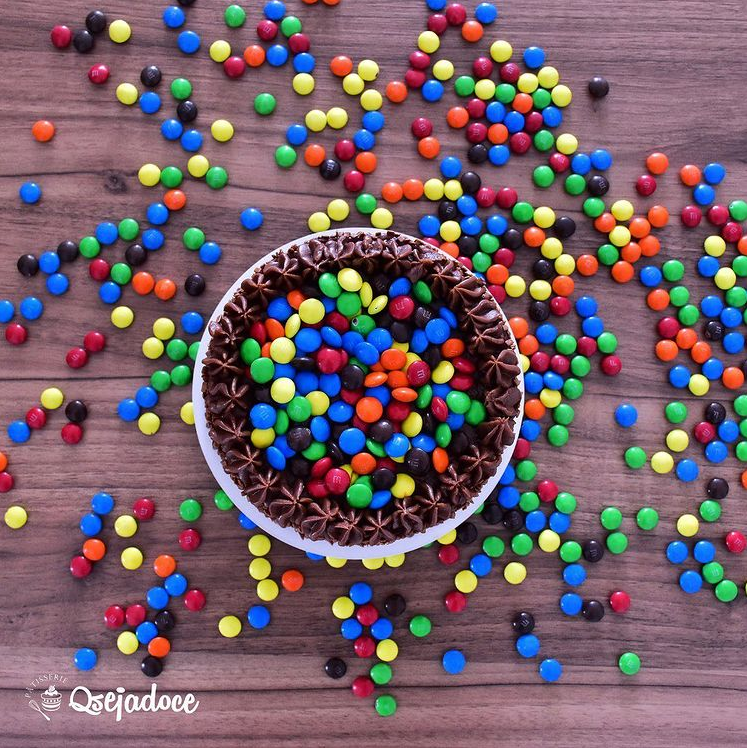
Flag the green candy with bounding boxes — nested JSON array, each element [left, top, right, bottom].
[[495, 83, 516, 103], [453, 75, 475, 96], [416, 385, 433, 408], [224, 4, 246, 27], [729, 199, 747, 221], [511, 533, 533, 556], [478, 234, 499, 254], [413, 280, 432, 304], [179, 498, 202, 522], [206, 166, 228, 189], [254, 92, 277, 115], [597, 243, 619, 266], [279, 15, 302, 36], [213, 489, 233, 511], [562, 378, 583, 400], [564, 174, 586, 196], [606, 532, 629, 554], [465, 400, 486, 426], [160, 166, 183, 188], [618, 652, 641, 675], [446, 391, 470, 414], [409, 615, 431, 637], [250, 357, 274, 383], [274, 410, 289, 435], [171, 364, 192, 386], [355, 193, 377, 214], [662, 259, 684, 282], [150, 370, 171, 392], [734, 395, 747, 417], [482, 535, 505, 557], [600, 506, 623, 531], [287, 396, 311, 422], [79, 236, 101, 258], [532, 89, 551, 109], [570, 355, 591, 377], [472, 251, 491, 273], [110, 262, 132, 285], [519, 491, 539, 512], [669, 285, 689, 307], [374, 694, 397, 717], [515, 460, 537, 482], [597, 332, 617, 354], [715, 579, 738, 602], [351, 314, 375, 335], [665, 401, 688, 424], [166, 338, 188, 361], [533, 165, 555, 188], [370, 662, 392, 685], [170, 77, 192, 100], [183, 227, 205, 250], [555, 492, 576, 514], [553, 403, 574, 426], [188, 341, 200, 361], [336, 291, 361, 317], [512, 201, 534, 223], [318, 272, 342, 298], [677, 304, 699, 326], [547, 424, 568, 447], [699, 499, 721, 522], [555, 334, 577, 355], [533, 129, 554, 152], [559, 540, 581, 563], [636, 507, 659, 530], [275, 145, 297, 168], [583, 197, 605, 218], [624, 446, 647, 469], [118, 218, 139, 241], [240, 338, 261, 364], [435, 422, 452, 447], [702, 561, 724, 584], [365, 438, 386, 457], [346, 482, 372, 508]]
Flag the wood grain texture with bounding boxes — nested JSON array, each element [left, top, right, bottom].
[[1, 0, 746, 745]]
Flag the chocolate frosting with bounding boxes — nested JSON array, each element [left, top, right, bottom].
[[202, 231, 521, 547]]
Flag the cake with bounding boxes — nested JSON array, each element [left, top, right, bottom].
[[202, 230, 521, 546], [40, 685, 62, 711]]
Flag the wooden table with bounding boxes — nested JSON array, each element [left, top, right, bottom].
[[1, 1, 746, 745]]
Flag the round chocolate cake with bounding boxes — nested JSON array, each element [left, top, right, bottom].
[[201, 231, 521, 547]]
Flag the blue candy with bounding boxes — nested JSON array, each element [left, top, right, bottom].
[[177, 30, 201, 54], [679, 569, 702, 594], [19, 182, 41, 204], [181, 311, 204, 335], [136, 386, 159, 408], [339, 427, 366, 454], [559, 592, 582, 615], [525, 509, 546, 532], [8, 420, 31, 443], [79, 513, 103, 537], [91, 492, 114, 515], [293, 52, 315, 73], [425, 318, 449, 344], [74, 647, 97, 671], [516, 634, 540, 658], [340, 617, 363, 640], [666, 540, 688, 564], [385, 433, 409, 458], [538, 658, 562, 682], [266, 44, 289, 66], [20, 296, 43, 320], [136, 621, 158, 644], [469, 553, 492, 577], [163, 5, 186, 27], [146, 586, 170, 610], [522, 45, 545, 69], [0, 300, 14, 323], [142, 228, 164, 250], [370, 617, 394, 640], [140, 91, 162, 114], [362, 111, 385, 132], [180, 128, 203, 152], [238, 512, 257, 530], [47, 273, 70, 296], [164, 572, 188, 596], [442, 649, 466, 674], [240, 207, 264, 230], [370, 490, 392, 509], [349, 582, 373, 605], [248, 605, 271, 629], [614, 403, 638, 428], [675, 459, 699, 482], [161, 118, 183, 140], [250, 403, 277, 429], [117, 398, 140, 421], [563, 563, 586, 586], [39, 251, 61, 274]]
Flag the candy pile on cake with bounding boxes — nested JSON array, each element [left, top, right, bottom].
[[202, 231, 521, 546]]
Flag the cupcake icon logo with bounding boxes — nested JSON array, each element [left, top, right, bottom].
[[24, 672, 69, 722]]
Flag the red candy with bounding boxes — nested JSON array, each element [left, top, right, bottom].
[[125, 604, 147, 626], [84, 330, 106, 352], [600, 355, 622, 376], [405, 68, 426, 88], [351, 676, 375, 698], [427, 13, 448, 34], [353, 635, 376, 658], [725, 531, 746, 554], [636, 174, 657, 196], [343, 170, 365, 192], [316, 347, 343, 373], [407, 360, 431, 386], [325, 468, 350, 495], [356, 604, 379, 626], [88, 64, 110, 84], [500, 62, 520, 83], [256, 19, 277, 40], [472, 56, 493, 78], [681, 205, 702, 228], [104, 605, 126, 628], [410, 117, 432, 139], [444, 589, 467, 612], [445, 3, 467, 25], [609, 590, 631, 614], [0, 472, 14, 493], [409, 51, 430, 69], [431, 397, 448, 421], [438, 544, 460, 565], [89, 258, 110, 281], [184, 588, 206, 611], [657, 317, 680, 339], [495, 187, 518, 209], [693, 421, 716, 444], [537, 480, 558, 503], [61, 422, 83, 444], [70, 555, 93, 578], [334, 139, 356, 161], [65, 347, 88, 369], [706, 204, 729, 226], [389, 296, 415, 319], [179, 528, 202, 551], [26, 407, 47, 429], [223, 56, 246, 78], [5, 323, 28, 345], [287, 33, 310, 54], [132, 497, 156, 521], [50, 25, 72, 48]]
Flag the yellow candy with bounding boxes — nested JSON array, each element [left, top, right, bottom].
[[209, 40, 231, 62], [370, 208, 393, 229], [555, 254, 575, 275], [117, 631, 139, 654], [404, 352, 420, 367], [432, 59, 455, 81], [418, 30, 440, 53], [537, 66, 559, 88], [211, 119, 234, 142], [555, 133, 578, 155], [250, 427, 275, 448], [391, 474, 415, 498], [541, 237, 563, 259], [474, 79, 496, 100], [505, 275, 526, 297], [270, 378, 295, 404], [361, 557, 384, 570], [650, 451, 674, 474], [360, 89, 383, 111], [392, 341, 410, 353], [270, 337, 296, 363], [249, 557, 271, 580], [359, 282, 373, 307], [489, 40, 512, 62], [376, 639, 399, 662], [443, 179, 463, 200], [609, 226, 631, 247], [677, 513, 699, 537], [533, 206, 556, 228], [116, 82, 138, 105], [40, 387, 64, 410], [307, 391, 330, 416], [504, 561, 527, 585], [402, 412, 423, 438], [218, 615, 242, 638], [121, 546, 143, 570], [305, 109, 327, 131], [299, 299, 325, 325], [4, 505, 27, 529], [455, 569, 478, 593], [529, 280, 552, 300], [538, 529, 560, 553], [114, 515, 138, 538], [308, 211, 331, 232], [517, 73, 538, 93], [714, 267, 736, 290], [439, 220, 461, 242], [431, 360, 455, 384], [326, 107, 348, 129], [293, 73, 315, 95], [438, 529, 457, 545], [138, 163, 161, 187], [611, 200, 635, 222], [539, 388, 561, 409], [688, 374, 710, 397], [326, 556, 347, 568], [358, 59, 379, 81], [332, 596, 355, 619], [338, 268, 363, 291], [248, 534, 271, 556], [704, 235, 726, 257], [180, 401, 195, 425], [256, 579, 279, 602], [142, 337, 164, 359], [138, 412, 160, 436], [423, 178, 445, 201], [327, 198, 350, 222], [384, 553, 405, 568], [108, 19, 131, 43], [551, 84, 573, 107], [342, 73, 365, 95], [285, 314, 301, 338], [519, 353, 531, 372], [153, 317, 175, 340], [188, 154, 210, 178], [111, 305, 134, 328], [666, 429, 689, 452]]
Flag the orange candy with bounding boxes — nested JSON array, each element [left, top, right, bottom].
[[154, 278, 176, 300], [330, 55, 353, 76], [387, 370, 408, 388], [148, 637, 171, 658], [364, 372, 387, 387], [655, 340, 678, 361], [628, 217, 651, 239], [508, 317, 529, 339], [350, 453, 376, 475], [594, 213, 616, 233], [675, 328, 696, 350], [647, 205, 669, 228], [738, 236, 747, 256], [552, 275, 574, 297], [417, 136, 440, 159], [680, 164, 701, 186], [446, 107, 469, 128], [260, 341, 271, 357], [164, 189, 186, 210], [690, 341, 712, 364], [381, 182, 403, 203], [402, 178, 424, 200], [355, 151, 377, 173], [153, 554, 176, 578], [611, 260, 634, 283], [512, 93, 533, 114], [518, 334, 538, 356], [742, 470, 747, 490], [31, 119, 55, 142], [287, 289, 305, 309], [461, 20, 483, 41], [439, 241, 458, 257], [281, 569, 305, 592], [524, 399, 546, 421], [576, 254, 599, 276], [487, 123, 508, 143], [620, 242, 641, 263], [722, 367, 744, 390], [304, 144, 326, 166], [265, 318, 285, 340], [243, 45, 265, 67], [132, 271, 155, 295], [380, 349, 406, 370], [83, 538, 106, 561], [638, 235, 660, 257], [486, 264, 508, 285], [322, 0, 341, 5], [523, 227, 545, 247], [391, 387, 417, 403], [432, 447, 448, 473], [646, 152, 669, 174], [647, 289, 670, 311], [356, 396, 384, 423], [0, 450, 7, 471], [385, 80, 408, 103], [441, 338, 465, 358]]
